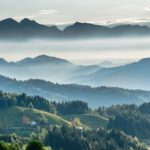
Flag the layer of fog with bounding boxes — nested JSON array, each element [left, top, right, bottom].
[[0, 37, 150, 66]]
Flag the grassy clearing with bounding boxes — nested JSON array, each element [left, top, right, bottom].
[[0, 106, 70, 136], [63, 114, 108, 129]]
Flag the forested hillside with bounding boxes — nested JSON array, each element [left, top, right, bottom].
[[0, 75, 150, 107], [97, 102, 150, 141], [0, 91, 148, 149]]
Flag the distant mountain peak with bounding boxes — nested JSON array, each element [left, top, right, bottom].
[[17, 55, 74, 66], [1, 18, 17, 22], [139, 58, 150, 63], [35, 54, 53, 59], [20, 18, 38, 25], [74, 22, 83, 25], [0, 58, 8, 65], [0, 18, 19, 25], [71, 22, 98, 28], [34, 55, 73, 65], [34, 55, 60, 61], [64, 21, 110, 35]]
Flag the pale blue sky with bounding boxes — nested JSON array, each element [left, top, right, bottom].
[[0, 0, 150, 24]]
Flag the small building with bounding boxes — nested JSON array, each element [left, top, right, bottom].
[[30, 121, 37, 126]]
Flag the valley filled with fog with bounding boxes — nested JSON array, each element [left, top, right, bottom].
[[1, 37, 150, 65], [0, 37, 150, 90]]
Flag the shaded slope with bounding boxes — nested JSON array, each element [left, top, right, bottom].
[[0, 75, 150, 107]]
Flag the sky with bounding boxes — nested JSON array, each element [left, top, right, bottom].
[[0, 0, 150, 24]]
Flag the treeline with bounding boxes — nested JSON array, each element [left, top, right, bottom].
[[108, 111, 150, 139], [0, 126, 147, 150], [0, 134, 50, 150], [43, 125, 146, 150], [97, 104, 138, 118], [0, 91, 89, 115], [52, 101, 89, 115], [97, 103, 150, 140], [0, 141, 20, 150], [0, 140, 47, 150], [0, 91, 56, 113]]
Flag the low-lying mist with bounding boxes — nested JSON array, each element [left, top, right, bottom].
[[0, 37, 150, 65], [0, 37, 150, 90]]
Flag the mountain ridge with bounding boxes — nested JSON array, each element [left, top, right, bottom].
[[76, 57, 150, 90], [1, 18, 150, 39], [0, 55, 150, 90], [16, 55, 74, 66], [0, 54, 102, 83], [0, 74, 150, 107], [0, 55, 74, 66]]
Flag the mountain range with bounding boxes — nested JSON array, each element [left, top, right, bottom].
[[0, 18, 60, 40], [0, 55, 101, 83], [1, 18, 150, 39], [1, 55, 150, 90], [76, 58, 150, 90], [0, 75, 150, 108]]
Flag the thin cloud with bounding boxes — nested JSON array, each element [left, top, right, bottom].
[[39, 10, 59, 15], [91, 18, 150, 26], [145, 6, 150, 11], [13, 9, 59, 21]]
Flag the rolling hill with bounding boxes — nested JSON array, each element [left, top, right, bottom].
[[17, 55, 73, 66], [0, 75, 150, 107], [0, 106, 70, 136], [1, 55, 150, 90], [0, 55, 101, 83], [77, 58, 150, 90], [0, 55, 150, 91]]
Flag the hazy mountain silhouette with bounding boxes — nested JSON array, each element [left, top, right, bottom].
[[67, 23, 150, 37], [0, 55, 101, 83], [0, 75, 150, 107], [1, 18, 150, 39], [63, 22, 111, 38], [76, 58, 150, 90], [0, 55, 150, 90], [0, 18, 60, 39], [0, 58, 9, 65], [112, 24, 150, 36], [16, 55, 73, 66]]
